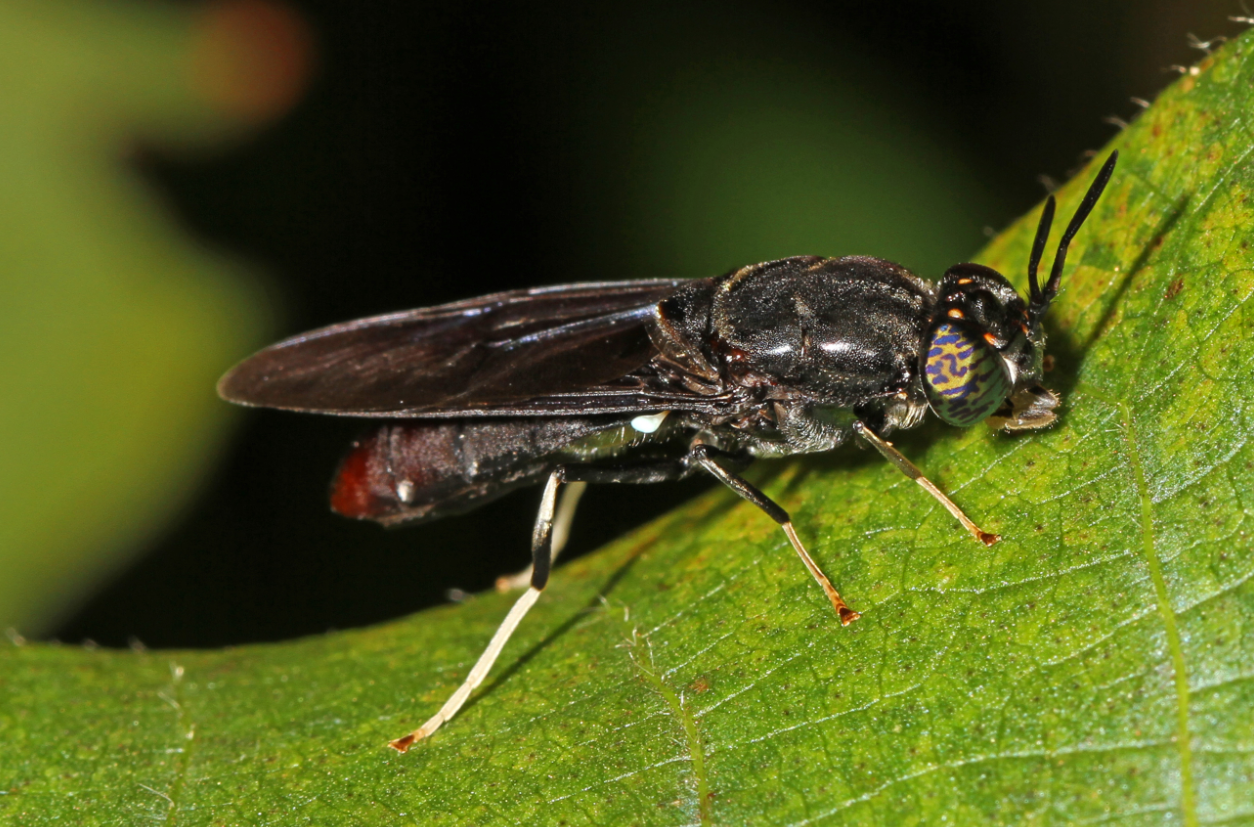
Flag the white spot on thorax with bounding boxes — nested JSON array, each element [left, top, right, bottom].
[[630, 411, 669, 434], [396, 480, 416, 503]]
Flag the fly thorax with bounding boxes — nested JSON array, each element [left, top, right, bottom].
[[710, 256, 933, 406], [650, 279, 722, 382]]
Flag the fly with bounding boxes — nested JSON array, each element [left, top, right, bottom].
[[218, 152, 1118, 751]]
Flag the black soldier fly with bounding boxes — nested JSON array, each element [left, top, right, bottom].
[[218, 151, 1117, 751]]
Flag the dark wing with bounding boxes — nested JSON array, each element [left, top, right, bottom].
[[218, 279, 718, 417]]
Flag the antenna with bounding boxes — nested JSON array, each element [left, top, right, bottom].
[[1028, 150, 1119, 328], [1027, 195, 1056, 302]]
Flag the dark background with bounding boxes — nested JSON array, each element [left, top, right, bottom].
[[55, 0, 1241, 648]]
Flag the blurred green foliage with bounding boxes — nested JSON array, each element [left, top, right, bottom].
[[0, 0, 274, 631]]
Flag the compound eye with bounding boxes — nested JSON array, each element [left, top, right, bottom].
[[923, 320, 1012, 427]]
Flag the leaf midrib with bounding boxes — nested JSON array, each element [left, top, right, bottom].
[[1080, 381, 1198, 827]]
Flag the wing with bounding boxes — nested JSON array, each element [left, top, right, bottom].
[[217, 279, 717, 417]]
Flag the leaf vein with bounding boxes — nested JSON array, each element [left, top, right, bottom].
[[622, 627, 714, 826], [1117, 400, 1199, 827]]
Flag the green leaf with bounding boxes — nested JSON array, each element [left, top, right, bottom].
[[5, 31, 1254, 827], [0, 1, 274, 631]]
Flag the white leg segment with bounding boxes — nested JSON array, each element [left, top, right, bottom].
[[391, 471, 565, 751], [550, 480, 587, 559], [390, 587, 543, 751]]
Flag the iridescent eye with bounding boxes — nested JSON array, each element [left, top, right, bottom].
[[923, 321, 1012, 427]]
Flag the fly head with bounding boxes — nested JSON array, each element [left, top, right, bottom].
[[923, 151, 1118, 432]]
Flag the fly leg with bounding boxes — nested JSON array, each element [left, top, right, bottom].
[[852, 420, 1000, 546], [494, 451, 698, 593], [389, 458, 692, 751], [389, 470, 566, 752], [495, 482, 588, 592], [689, 444, 861, 626]]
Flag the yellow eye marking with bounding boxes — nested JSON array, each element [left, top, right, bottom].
[[947, 308, 965, 319]]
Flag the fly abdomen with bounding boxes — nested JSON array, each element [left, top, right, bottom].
[[330, 416, 630, 526]]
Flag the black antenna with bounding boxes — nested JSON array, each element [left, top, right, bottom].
[[1027, 195, 1057, 302], [1029, 150, 1119, 327]]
